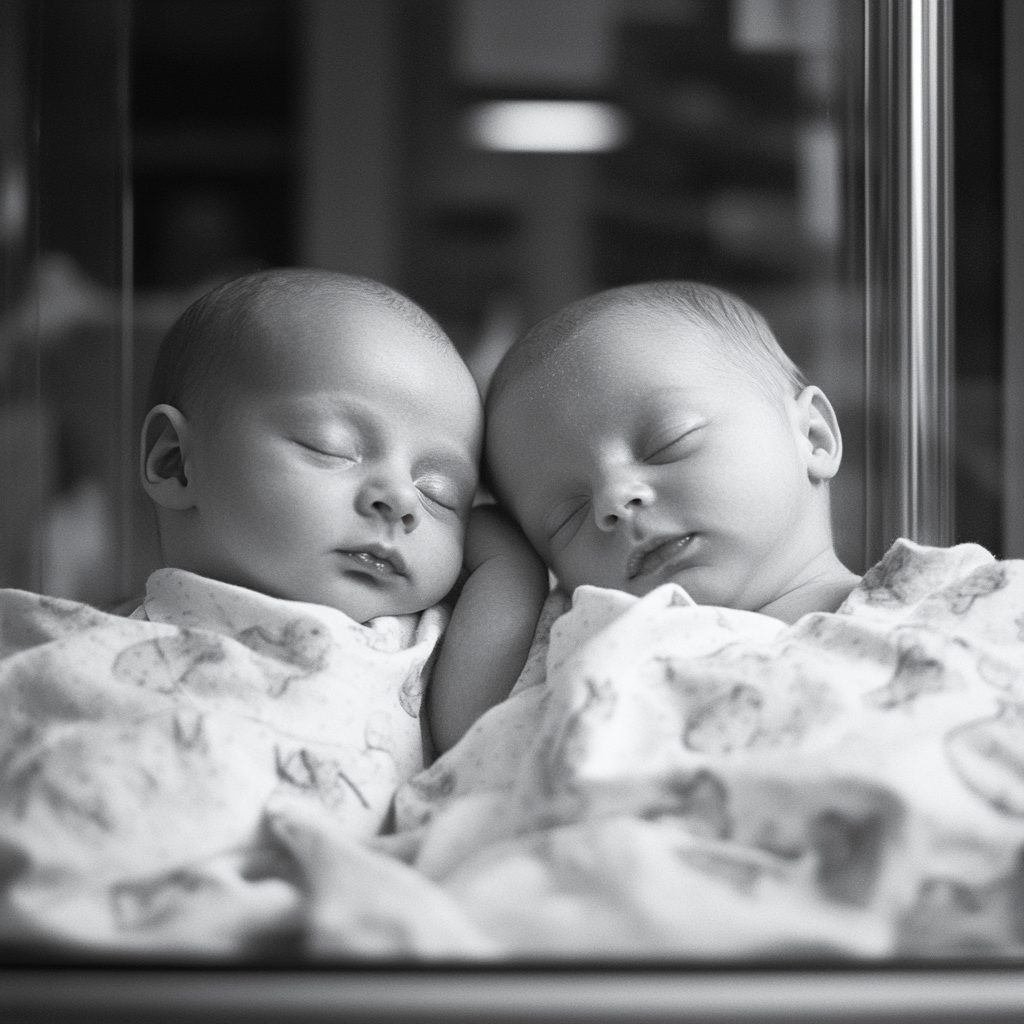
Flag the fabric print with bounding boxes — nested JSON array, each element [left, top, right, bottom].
[[2, 595, 104, 652], [7, 748, 113, 833], [111, 870, 207, 931], [809, 808, 890, 906], [976, 652, 1024, 699], [649, 768, 732, 840], [858, 543, 919, 607], [399, 662, 427, 718], [35, 594, 106, 628], [559, 675, 618, 772], [683, 682, 764, 754], [946, 704, 1024, 818], [899, 871, 1024, 956], [171, 710, 207, 752], [234, 618, 330, 698], [113, 631, 227, 695], [864, 639, 949, 710], [659, 653, 769, 754], [856, 539, 971, 610], [235, 617, 330, 672], [534, 676, 617, 800], [941, 565, 1008, 616], [273, 745, 370, 810], [273, 745, 319, 791], [662, 651, 837, 754], [674, 844, 783, 896]]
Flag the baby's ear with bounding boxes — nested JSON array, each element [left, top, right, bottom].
[[794, 386, 842, 482], [140, 404, 195, 510]]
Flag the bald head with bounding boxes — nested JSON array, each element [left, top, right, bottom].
[[485, 280, 807, 418], [148, 268, 457, 420]]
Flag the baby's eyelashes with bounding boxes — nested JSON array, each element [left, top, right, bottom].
[[642, 423, 706, 464], [296, 440, 359, 466], [415, 475, 464, 513], [546, 498, 589, 542]]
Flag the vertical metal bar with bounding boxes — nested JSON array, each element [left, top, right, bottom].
[[864, 0, 953, 561], [1003, 0, 1024, 557], [116, 0, 134, 597]]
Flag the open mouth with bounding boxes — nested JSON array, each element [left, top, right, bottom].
[[338, 547, 406, 578], [628, 534, 696, 580]]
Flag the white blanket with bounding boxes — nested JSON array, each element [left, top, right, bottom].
[[0, 568, 445, 952], [4, 541, 1024, 959]]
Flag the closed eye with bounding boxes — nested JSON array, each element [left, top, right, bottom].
[[645, 425, 704, 464], [548, 499, 588, 541], [296, 441, 358, 466], [416, 475, 465, 513]]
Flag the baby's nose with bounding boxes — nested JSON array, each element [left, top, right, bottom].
[[597, 496, 646, 531], [593, 478, 654, 531], [373, 495, 417, 529], [360, 475, 420, 530]]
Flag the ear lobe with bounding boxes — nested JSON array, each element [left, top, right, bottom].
[[140, 404, 196, 510], [794, 386, 842, 483]]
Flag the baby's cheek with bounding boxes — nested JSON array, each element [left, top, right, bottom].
[[557, 546, 621, 595], [422, 525, 466, 603]]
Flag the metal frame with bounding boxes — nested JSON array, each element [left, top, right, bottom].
[[864, 0, 954, 560], [1004, 0, 1024, 557], [6, 965, 1024, 1022]]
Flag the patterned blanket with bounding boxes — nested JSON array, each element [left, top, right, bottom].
[[3, 541, 1024, 960], [0, 568, 444, 953]]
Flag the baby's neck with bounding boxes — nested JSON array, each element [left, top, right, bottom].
[[757, 548, 861, 624]]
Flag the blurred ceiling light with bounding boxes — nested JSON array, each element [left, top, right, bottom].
[[465, 100, 630, 153]]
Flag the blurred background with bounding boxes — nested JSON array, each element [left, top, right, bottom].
[[0, 0, 1014, 607]]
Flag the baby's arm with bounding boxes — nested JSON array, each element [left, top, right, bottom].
[[427, 503, 549, 755]]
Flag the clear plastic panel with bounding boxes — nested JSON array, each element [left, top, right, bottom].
[[0, 1, 958, 591], [1, 0, 888, 604], [0, 0, 132, 604], [0, 0, 988, 1012], [389, 0, 872, 571]]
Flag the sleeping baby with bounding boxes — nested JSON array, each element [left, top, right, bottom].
[[0, 269, 548, 950], [484, 279, 862, 622], [139, 267, 547, 754]]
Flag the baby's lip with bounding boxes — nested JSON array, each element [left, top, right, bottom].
[[338, 544, 408, 578], [627, 533, 696, 580]]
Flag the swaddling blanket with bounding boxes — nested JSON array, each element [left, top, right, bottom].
[[0, 568, 444, 950], [393, 539, 1024, 958], [5, 540, 1024, 960]]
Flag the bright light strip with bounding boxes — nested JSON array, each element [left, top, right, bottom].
[[465, 100, 629, 153]]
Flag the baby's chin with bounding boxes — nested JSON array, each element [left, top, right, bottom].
[[322, 579, 455, 624], [559, 565, 716, 606], [324, 590, 431, 624]]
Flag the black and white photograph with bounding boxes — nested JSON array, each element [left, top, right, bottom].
[[0, 1, 1021, 1020]]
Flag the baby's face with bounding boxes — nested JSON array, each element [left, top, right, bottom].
[[486, 316, 820, 612], [185, 299, 482, 621]]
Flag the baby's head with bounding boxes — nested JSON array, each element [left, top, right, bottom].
[[485, 281, 846, 614], [141, 268, 482, 622]]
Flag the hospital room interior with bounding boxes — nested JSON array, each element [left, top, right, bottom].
[[0, 0, 1015, 605], [2, 0, 1024, 1020]]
